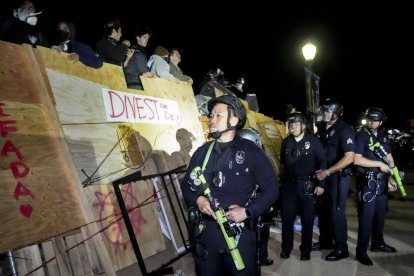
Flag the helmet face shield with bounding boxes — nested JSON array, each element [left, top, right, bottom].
[[320, 99, 343, 118]]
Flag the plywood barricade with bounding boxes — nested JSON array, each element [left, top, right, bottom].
[[0, 41, 206, 275], [0, 41, 87, 264], [0, 41, 285, 275]]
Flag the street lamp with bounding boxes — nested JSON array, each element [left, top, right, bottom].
[[302, 42, 316, 63], [302, 42, 319, 134]]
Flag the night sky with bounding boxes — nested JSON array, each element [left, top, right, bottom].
[[2, 1, 412, 129]]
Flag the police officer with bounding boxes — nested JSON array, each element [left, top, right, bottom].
[[354, 107, 398, 266], [313, 99, 355, 261], [280, 112, 326, 261], [237, 128, 274, 268], [181, 95, 278, 275]]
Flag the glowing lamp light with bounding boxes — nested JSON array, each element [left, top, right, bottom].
[[302, 42, 317, 62]]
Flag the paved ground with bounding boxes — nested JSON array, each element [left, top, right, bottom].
[[119, 170, 414, 276]]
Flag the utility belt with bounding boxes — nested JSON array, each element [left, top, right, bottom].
[[326, 162, 353, 176], [202, 213, 255, 231], [355, 171, 387, 203], [366, 171, 388, 181], [283, 175, 317, 202], [284, 175, 312, 183], [356, 169, 388, 181]]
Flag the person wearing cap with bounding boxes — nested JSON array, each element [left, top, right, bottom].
[[313, 98, 355, 262], [279, 112, 326, 261], [124, 26, 155, 90], [147, 46, 176, 80], [353, 107, 398, 266], [180, 95, 278, 275], [96, 18, 132, 66]]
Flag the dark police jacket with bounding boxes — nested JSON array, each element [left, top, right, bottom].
[[317, 119, 355, 170], [281, 132, 326, 188], [354, 127, 391, 174], [181, 136, 279, 219]]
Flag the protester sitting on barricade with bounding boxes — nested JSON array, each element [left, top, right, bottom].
[[51, 20, 102, 68], [124, 26, 155, 90], [169, 48, 193, 85], [147, 46, 177, 81]]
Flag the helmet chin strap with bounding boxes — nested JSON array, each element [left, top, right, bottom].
[[208, 126, 236, 139]]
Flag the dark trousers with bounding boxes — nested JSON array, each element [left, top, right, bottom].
[[259, 223, 270, 261], [317, 174, 351, 252], [356, 192, 387, 254], [195, 219, 256, 276], [281, 183, 316, 254]]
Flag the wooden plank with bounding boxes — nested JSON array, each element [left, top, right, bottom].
[[15, 248, 28, 275], [52, 236, 72, 276], [36, 46, 128, 92], [80, 227, 103, 275], [65, 234, 84, 275], [41, 241, 60, 276], [0, 41, 86, 254], [74, 232, 93, 275], [24, 245, 45, 276]]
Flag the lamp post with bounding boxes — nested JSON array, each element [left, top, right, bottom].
[[302, 42, 319, 134]]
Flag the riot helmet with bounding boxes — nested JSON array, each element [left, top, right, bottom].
[[320, 98, 343, 117], [237, 128, 263, 148], [364, 107, 387, 121], [287, 112, 307, 125], [207, 94, 246, 130]]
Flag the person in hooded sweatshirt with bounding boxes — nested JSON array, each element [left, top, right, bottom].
[[147, 46, 177, 81], [51, 20, 103, 69], [124, 26, 155, 90]]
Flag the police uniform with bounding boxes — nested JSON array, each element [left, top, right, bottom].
[[354, 127, 391, 256], [181, 136, 278, 276], [280, 132, 326, 257], [317, 119, 355, 253]]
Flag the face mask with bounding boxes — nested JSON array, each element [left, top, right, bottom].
[[26, 16, 38, 26], [56, 30, 70, 43]]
